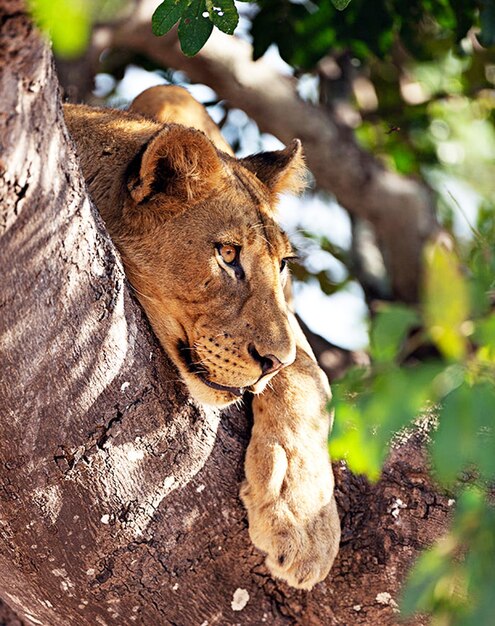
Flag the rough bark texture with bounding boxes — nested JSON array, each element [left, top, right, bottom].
[[0, 601, 23, 626], [0, 4, 450, 625]]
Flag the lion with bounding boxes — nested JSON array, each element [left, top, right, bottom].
[[63, 85, 341, 590]]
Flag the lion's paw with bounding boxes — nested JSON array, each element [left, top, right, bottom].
[[240, 481, 341, 590]]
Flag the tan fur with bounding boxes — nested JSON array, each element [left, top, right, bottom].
[[129, 85, 234, 155], [63, 86, 340, 589]]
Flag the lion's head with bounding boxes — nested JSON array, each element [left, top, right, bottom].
[[116, 123, 306, 407]]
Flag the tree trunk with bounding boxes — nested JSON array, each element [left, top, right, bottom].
[[1, 4, 450, 625]]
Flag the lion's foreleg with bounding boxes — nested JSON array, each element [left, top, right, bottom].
[[240, 315, 341, 589]]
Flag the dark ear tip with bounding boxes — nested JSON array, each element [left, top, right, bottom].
[[288, 138, 303, 156]]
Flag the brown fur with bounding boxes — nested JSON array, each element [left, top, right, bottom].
[[63, 85, 340, 589]]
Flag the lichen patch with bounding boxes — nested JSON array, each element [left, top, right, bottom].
[[231, 588, 249, 611]]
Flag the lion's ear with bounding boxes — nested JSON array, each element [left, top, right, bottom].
[[240, 139, 307, 197], [127, 124, 223, 204]]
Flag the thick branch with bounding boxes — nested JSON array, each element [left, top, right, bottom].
[[91, 0, 440, 302]]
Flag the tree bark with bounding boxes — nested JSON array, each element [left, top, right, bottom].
[[1, 4, 450, 625]]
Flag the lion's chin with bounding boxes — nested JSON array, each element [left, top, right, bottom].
[[182, 371, 245, 408], [175, 338, 251, 408]]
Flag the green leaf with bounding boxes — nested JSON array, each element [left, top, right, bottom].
[[400, 540, 458, 616], [178, 0, 214, 56], [28, 0, 91, 58], [453, 486, 486, 535], [205, 0, 238, 35], [329, 402, 383, 480], [367, 363, 441, 437], [152, 0, 183, 36], [331, 0, 352, 10], [474, 313, 495, 348], [474, 313, 495, 364], [423, 243, 469, 361], [329, 368, 382, 479], [330, 363, 442, 481], [431, 381, 495, 485], [370, 303, 420, 363]]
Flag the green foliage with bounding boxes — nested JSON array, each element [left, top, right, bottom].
[[249, 0, 487, 69], [330, 212, 495, 624], [331, 0, 352, 10], [177, 0, 214, 56], [152, 0, 184, 39], [331, 362, 442, 479], [431, 381, 495, 485], [370, 304, 420, 363], [401, 488, 495, 624], [28, 0, 127, 58], [206, 0, 239, 35], [29, 0, 241, 58], [28, 0, 92, 58], [152, 0, 238, 55], [423, 244, 470, 360], [479, 0, 495, 46], [29, 0, 495, 62]]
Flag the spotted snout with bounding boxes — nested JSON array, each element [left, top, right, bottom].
[[192, 329, 295, 391]]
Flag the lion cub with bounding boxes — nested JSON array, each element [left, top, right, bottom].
[[64, 86, 340, 589]]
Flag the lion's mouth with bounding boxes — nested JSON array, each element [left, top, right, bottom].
[[177, 339, 246, 398]]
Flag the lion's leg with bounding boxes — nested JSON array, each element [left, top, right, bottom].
[[240, 314, 341, 589]]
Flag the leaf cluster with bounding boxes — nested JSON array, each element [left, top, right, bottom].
[[152, 0, 240, 56], [151, 0, 358, 55], [402, 488, 495, 625], [329, 211, 495, 623], [31, 0, 495, 62], [250, 0, 484, 69]]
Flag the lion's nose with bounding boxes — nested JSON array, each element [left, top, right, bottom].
[[248, 344, 285, 377]]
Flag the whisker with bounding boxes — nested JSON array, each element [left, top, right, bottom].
[[129, 285, 155, 302], [247, 223, 273, 249]]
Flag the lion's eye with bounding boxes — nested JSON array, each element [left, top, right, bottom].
[[280, 255, 299, 273], [215, 243, 245, 280], [219, 244, 238, 265]]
